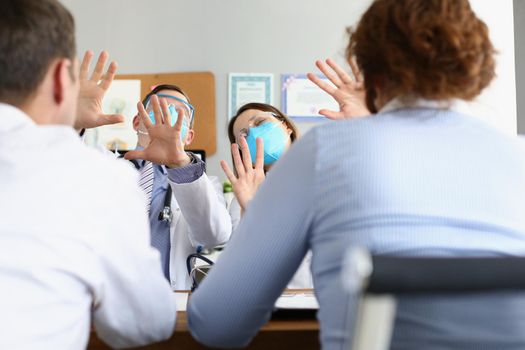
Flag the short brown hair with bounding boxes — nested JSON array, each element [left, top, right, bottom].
[[228, 102, 299, 144], [141, 84, 191, 106], [348, 0, 495, 112], [0, 0, 76, 106]]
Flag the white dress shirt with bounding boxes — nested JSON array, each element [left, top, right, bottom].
[[0, 104, 176, 349]]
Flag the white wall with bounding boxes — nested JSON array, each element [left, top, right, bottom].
[[469, 0, 516, 135], [61, 0, 516, 179], [514, 0, 525, 134]]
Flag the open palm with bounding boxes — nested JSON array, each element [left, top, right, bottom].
[[307, 58, 370, 120], [221, 137, 265, 212], [75, 51, 124, 130], [125, 96, 191, 168]]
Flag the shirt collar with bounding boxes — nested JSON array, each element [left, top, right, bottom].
[[0, 103, 36, 132], [379, 97, 472, 115]]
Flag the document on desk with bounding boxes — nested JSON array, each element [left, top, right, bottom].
[[275, 289, 319, 309], [174, 291, 189, 312], [175, 289, 318, 311]]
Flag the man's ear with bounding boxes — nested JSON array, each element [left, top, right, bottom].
[[184, 129, 195, 146], [52, 59, 72, 106]]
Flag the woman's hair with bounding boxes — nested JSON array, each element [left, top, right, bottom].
[[347, 0, 496, 112], [227, 102, 299, 144]]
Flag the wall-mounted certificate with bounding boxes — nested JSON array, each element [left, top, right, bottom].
[[228, 73, 274, 118], [84, 79, 141, 151], [281, 74, 338, 121]]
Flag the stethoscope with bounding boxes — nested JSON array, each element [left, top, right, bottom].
[[158, 185, 173, 224], [123, 156, 173, 224]]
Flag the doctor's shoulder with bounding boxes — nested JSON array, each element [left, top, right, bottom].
[[70, 144, 142, 197]]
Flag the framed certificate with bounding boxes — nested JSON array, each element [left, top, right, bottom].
[[281, 74, 338, 121], [228, 73, 274, 118]]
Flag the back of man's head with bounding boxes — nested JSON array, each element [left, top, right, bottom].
[[0, 0, 76, 108]]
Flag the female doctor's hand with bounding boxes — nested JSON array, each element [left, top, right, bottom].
[[307, 58, 370, 120], [124, 95, 191, 168], [221, 137, 265, 212], [75, 51, 124, 130]]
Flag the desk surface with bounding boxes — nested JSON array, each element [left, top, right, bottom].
[[89, 311, 319, 350]]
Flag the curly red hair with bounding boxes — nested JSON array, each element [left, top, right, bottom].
[[348, 0, 496, 112]]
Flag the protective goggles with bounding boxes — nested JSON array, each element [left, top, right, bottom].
[[144, 93, 195, 126]]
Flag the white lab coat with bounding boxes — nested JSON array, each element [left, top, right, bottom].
[[0, 104, 176, 349], [167, 174, 232, 290], [92, 145, 232, 290], [229, 197, 313, 289]]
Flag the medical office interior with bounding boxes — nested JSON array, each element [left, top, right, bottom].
[[2, 0, 525, 349], [65, 0, 524, 176]]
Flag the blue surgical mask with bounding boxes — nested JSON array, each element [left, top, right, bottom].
[[245, 122, 287, 166], [147, 105, 188, 141]]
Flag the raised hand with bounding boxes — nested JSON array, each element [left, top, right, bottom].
[[124, 95, 191, 168], [221, 137, 265, 212], [75, 51, 124, 130], [307, 58, 370, 120]]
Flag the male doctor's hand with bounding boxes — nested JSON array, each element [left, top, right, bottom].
[[124, 95, 191, 168], [221, 137, 265, 212], [75, 51, 124, 130], [307, 58, 370, 120]]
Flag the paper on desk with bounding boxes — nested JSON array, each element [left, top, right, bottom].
[[174, 292, 189, 312], [174, 290, 318, 311], [275, 291, 319, 310]]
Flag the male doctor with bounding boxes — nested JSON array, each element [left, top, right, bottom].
[[125, 85, 232, 290]]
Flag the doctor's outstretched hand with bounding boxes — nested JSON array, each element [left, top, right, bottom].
[[307, 58, 370, 120], [75, 51, 124, 130], [125, 95, 191, 168], [221, 137, 265, 212]]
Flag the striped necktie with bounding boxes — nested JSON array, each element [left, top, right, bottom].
[[138, 161, 154, 212]]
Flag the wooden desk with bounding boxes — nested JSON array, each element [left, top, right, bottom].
[[88, 311, 319, 350]]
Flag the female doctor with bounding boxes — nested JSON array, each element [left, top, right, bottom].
[[221, 102, 312, 289], [125, 85, 231, 290]]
